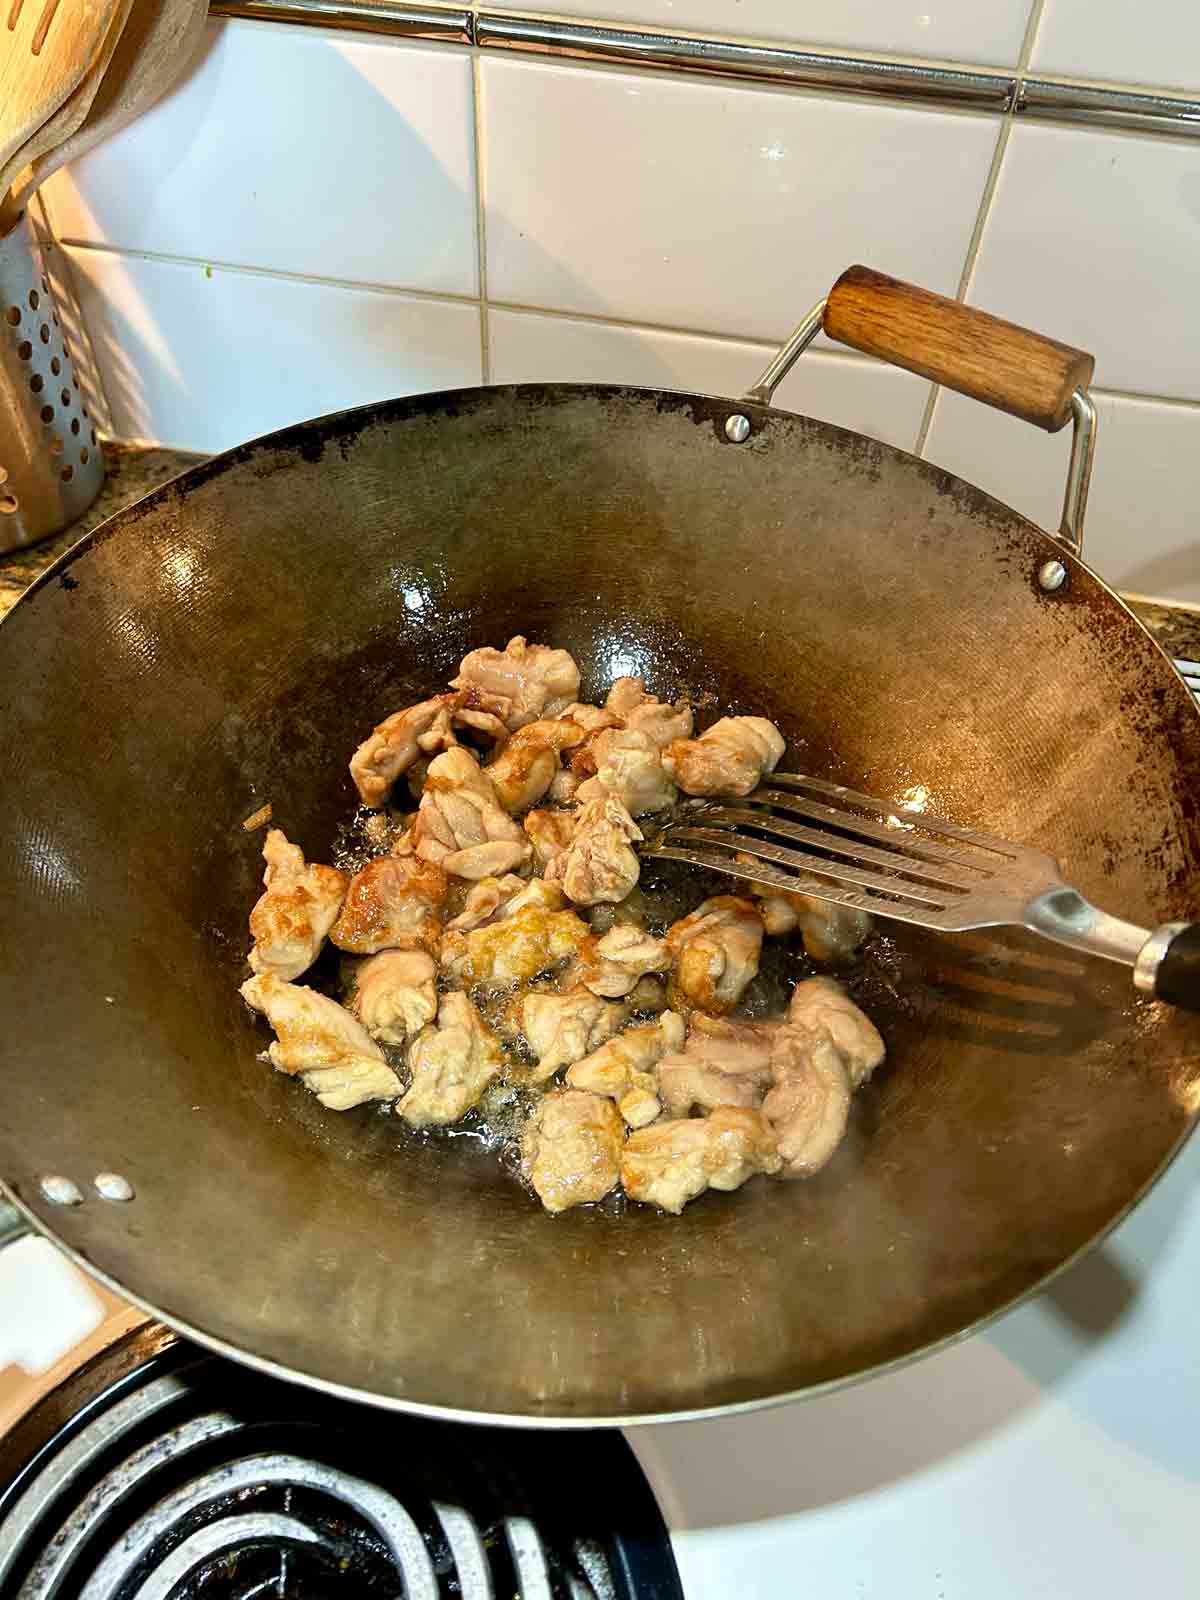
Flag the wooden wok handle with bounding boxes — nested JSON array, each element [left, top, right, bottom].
[[823, 265, 1094, 433]]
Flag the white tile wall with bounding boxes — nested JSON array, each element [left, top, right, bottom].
[[482, 57, 1000, 344], [44, 20, 479, 297], [491, 0, 1034, 67], [967, 121, 1200, 402], [66, 248, 482, 453], [1031, 0, 1200, 93], [35, 14, 1200, 603], [923, 389, 1200, 605], [488, 307, 930, 450]]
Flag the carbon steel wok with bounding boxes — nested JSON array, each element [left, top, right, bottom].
[[2, 268, 1199, 1426]]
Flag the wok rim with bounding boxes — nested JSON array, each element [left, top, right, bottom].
[[3, 381, 1198, 1426]]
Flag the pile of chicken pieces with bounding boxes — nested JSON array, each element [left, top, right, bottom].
[[240, 636, 884, 1215]]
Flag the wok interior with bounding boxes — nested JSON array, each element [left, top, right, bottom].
[[1, 384, 1198, 1422]]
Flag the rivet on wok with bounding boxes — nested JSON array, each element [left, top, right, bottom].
[[94, 1172, 135, 1202], [1038, 559, 1068, 592], [724, 413, 751, 443], [40, 1174, 83, 1206]]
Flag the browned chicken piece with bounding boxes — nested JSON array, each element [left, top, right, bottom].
[[502, 877, 566, 916], [442, 899, 591, 985], [604, 677, 694, 750], [241, 972, 402, 1110], [664, 715, 786, 798], [412, 748, 531, 880], [248, 828, 348, 981], [521, 1088, 624, 1214], [565, 1010, 684, 1127], [524, 807, 578, 872], [398, 991, 503, 1127], [452, 636, 581, 731], [349, 692, 461, 808], [330, 854, 447, 954], [577, 923, 671, 998], [762, 1025, 852, 1178], [549, 794, 643, 905], [350, 948, 438, 1043], [666, 896, 764, 1013], [576, 728, 677, 815], [520, 987, 629, 1082], [548, 768, 582, 804], [563, 701, 623, 735], [738, 865, 873, 961], [621, 1106, 781, 1214], [444, 874, 527, 932], [487, 718, 588, 813], [787, 976, 885, 1087], [655, 1014, 779, 1117]]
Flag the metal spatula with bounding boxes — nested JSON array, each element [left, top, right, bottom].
[[642, 772, 1200, 1012]]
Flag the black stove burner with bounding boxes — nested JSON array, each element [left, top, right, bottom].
[[0, 1327, 683, 1600]]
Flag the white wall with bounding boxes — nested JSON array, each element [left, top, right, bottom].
[[40, 5, 1200, 602]]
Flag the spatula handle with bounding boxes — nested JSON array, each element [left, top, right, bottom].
[[1135, 923, 1200, 1013], [824, 265, 1094, 433]]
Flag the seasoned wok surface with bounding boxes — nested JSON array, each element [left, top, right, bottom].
[[0, 384, 1197, 1422]]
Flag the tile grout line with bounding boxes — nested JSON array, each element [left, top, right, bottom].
[[471, 42, 492, 383], [914, 0, 1047, 459]]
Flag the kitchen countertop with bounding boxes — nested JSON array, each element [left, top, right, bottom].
[[3, 443, 1200, 663]]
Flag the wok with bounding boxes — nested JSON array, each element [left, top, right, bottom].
[[2, 268, 1199, 1425]]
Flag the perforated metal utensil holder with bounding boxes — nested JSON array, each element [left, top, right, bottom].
[[0, 211, 104, 553]]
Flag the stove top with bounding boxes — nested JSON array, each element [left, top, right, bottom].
[[0, 1324, 682, 1600]]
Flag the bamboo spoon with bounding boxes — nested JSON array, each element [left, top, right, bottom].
[[0, 0, 125, 194], [1, 0, 207, 230]]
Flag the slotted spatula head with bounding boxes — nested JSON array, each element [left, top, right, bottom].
[[0, 0, 123, 180], [643, 771, 1200, 1010], [645, 772, 1056, 934]]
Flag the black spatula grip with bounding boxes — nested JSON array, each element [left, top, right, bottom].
[[1153, 924, 1200, 1012]]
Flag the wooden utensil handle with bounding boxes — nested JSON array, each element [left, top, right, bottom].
[[823, 265, 1094, 433]]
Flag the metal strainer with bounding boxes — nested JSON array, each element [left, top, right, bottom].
[[0, 210, 104, 552]]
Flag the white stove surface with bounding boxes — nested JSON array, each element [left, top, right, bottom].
[[633, 1129, 1200, 1599], [3, 1132, 1198, 1598]]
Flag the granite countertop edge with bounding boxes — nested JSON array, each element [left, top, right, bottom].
[[3, 442, 1199, 662]]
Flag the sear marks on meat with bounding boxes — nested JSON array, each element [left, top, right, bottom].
[[350, 948, 438, 1044], [248, 828, 348, 981], [621, 1107, 781, 1214], [787, 976, 885, 1088], [520, 986, 628, 1082], [487, 718, 588, 814], [762, 1025, 852, 1179], [348, 691, 510, 809], [442, 899, 590, 985], [398, 991, 503, 1127], [329, 853, 446, 954], [565, 1010, 685, 1128], [664, 715, 785, 798], [241, 972, 402, 1110], [412, 747, 531, 880], [656, 1013, 778, 1117], [667, 895, 764, 1013], [445, 873, 527, 932], [549, 794, 642, 905], [576, 727, 677, 815], [605, 677, 694, 749], [524, 807, 578, 872], [521, 1088, 625, 1213], [577, 923, 671, 998], [452, 636, 581, 732]]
